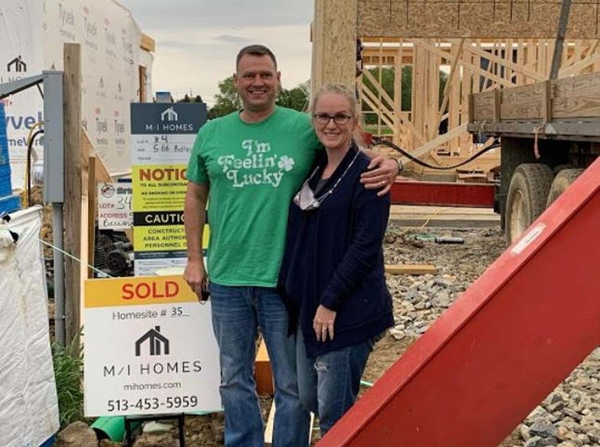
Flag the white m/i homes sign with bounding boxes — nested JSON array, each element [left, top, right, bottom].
[[84, 276, 221, 417], [130, 103, 207, 276]]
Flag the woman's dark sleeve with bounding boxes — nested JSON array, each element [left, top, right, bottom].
[[319, 189, 390, 311], [277, 206, 302, 335], [277, 205, 298, 296]]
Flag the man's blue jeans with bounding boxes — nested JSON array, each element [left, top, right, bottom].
[[296, 328, 375, 436], [210, 283, 310, 447]]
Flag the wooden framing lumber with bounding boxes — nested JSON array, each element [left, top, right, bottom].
[[265, 403, 315, 446], [465, 44, 546, 83], [362, 70, 425, 146], [542, 80, 552, 123], [437, 39, 464, 130], [493, 89, 501, 123], [385, 264, 439, 276], [63, 43, 83, 345], [314, 3, 600, 168], [140, 33, 155, 52], [470, 71, 600, 137], [264, 401, 276, 446], [396, 123, 469, 165], [523, 71, 600, 120], [361, 84, 396, 127], [87, 155, 96, 279], [81, 129, 112, 280], [255, 339, 274, 396], [393, 40, 404, 146], [358, 37, 600, 162], [411, 39, 515, 89], [559, 53, 600, 78]]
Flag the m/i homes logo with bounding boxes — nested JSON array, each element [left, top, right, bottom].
[[135, 326, 170, 357], [7, 56, 27, 73]]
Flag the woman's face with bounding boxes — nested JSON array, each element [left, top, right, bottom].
[[312, 92, 356, 152]]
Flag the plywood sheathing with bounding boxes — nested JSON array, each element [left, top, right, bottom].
[[311, 0, 358, 91], [357, 0, 600, 39]]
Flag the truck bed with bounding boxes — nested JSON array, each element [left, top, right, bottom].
[[467, 71, 600, 142]]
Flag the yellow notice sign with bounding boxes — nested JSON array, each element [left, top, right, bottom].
[[134, 225, 187, 253], [85, 276, 198, 308], [132, 164, 187, 212]]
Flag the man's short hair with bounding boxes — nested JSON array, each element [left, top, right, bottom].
[[236, 45, 278, 70]]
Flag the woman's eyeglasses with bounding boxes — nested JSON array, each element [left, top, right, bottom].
[[313, 113, 352, 125]]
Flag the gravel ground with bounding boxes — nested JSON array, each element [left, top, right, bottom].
[[58, 225, 599, 446], [362, 225, 600, 447]]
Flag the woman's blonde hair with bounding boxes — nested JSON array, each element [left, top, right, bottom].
[[309, 83, 365, 147]]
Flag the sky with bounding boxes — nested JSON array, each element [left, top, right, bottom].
[[119, 0, 315, 106]]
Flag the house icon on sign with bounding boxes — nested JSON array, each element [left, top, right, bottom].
[[161, 107, 178, 122], [135, 326, 170, 357], [7, 56, 27, 73]]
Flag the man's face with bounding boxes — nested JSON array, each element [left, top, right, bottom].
[[234, 54, 280, 113]]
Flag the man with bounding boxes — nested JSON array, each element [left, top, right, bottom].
[[183, 45, 398, 447]]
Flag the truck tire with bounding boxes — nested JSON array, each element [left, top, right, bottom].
[[546, 169, 584, 207], [552, 164, 575, 175], [505, 164, 553, 245]]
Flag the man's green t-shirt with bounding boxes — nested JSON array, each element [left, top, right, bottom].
[[187, 107, 320, 287]]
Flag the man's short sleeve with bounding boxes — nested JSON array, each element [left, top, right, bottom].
[[297, 112, 323, 153], [186, 124, 210, 184]]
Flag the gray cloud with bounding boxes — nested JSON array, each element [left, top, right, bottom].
[[213, 34, 253, 44], [119, 0, 313, 32], [156, 35, 255, 54]]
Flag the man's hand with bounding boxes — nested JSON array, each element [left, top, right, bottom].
[[360, 156, 399, 196], [313, 305, 337, 342], [183, 258, 207, 301]]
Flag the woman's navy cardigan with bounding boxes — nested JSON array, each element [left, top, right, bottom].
[[278, 144, 394, 358]]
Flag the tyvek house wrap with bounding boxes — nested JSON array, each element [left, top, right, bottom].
[[0, 206, 59, 447], [0, 0, 153, 189]]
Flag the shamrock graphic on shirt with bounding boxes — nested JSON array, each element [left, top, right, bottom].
[[278, 156, 295, 172]]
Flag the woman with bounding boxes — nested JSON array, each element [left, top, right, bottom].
[[278, 84, 394, 436]]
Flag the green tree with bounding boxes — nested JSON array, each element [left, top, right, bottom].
[[208, 77, 311, 118], [208, 76, 240, 119], [276, 81, 310, 112], [177, 94, 204, 103]]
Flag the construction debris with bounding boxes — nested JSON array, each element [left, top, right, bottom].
[[385, 264, 438, 275]]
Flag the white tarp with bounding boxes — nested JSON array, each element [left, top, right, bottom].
[[0, 206, 59, 447], [0, 0, 153, 188]]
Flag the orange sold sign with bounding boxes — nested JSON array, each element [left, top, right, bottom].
[[85, 275, 198, 308]]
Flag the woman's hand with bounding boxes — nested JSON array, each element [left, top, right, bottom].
[[360, 156, 398, 196], [313, 305, 337, 342]]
